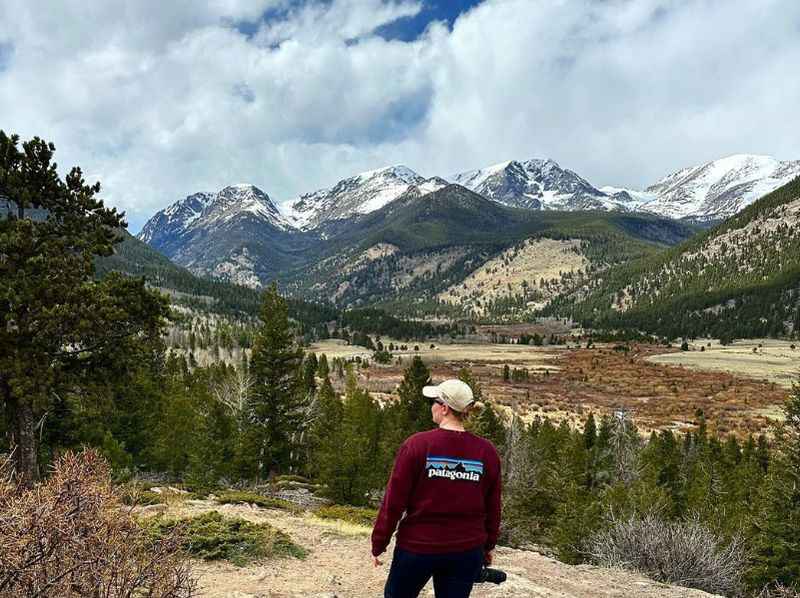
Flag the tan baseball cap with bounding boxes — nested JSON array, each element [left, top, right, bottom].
[[422, 379, 475, 412]]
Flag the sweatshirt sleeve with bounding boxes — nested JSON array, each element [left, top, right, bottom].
[[371, 441, 419, 557], [484, 450, 502, 552]]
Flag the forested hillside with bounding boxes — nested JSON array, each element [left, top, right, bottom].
[[546, 177, 800, 340], [285, 185, 696, 319], [97, 230, 461, 343]]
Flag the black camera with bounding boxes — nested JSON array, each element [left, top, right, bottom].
[[475, 566, 507, 584]]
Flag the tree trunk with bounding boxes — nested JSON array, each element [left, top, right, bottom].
[[3, 384, 38, 488]]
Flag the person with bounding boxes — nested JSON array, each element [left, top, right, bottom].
[[371, 378, 502, 598]]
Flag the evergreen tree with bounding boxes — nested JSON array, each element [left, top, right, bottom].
[[396, 356, 432, 437], [583, 413, 597, 450], [457, 367, 483, 401], [0, 131, 170, 486], [468, 402, 507, 450], [148, 354, 203, 476], [303, 353, 318, 394], [316, 371, 381, 505], [306, 376, 343, 477], [317, 353, 329, 378], [748, 385, 800, 589], [245, 284, 305, 479]]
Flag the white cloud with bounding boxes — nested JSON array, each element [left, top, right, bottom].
[[0, 0, 798, 232]]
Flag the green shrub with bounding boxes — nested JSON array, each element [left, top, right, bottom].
[[314, 505, 378, 527], [270, 479, 319, 492], [215, 491, 302, 514], [119, 482, 197, 506], [119, 482, 167, 506], [271, 474, 311, 484], [144, 511, 306, 566]]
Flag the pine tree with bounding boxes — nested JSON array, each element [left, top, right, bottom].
[[0, 131, 170, 486], [748, 385, 800, 589], [468, 402, 507, 450], [396, 356, 432, 437], [457, 367, 483, 401], [316, 371, 381, 505], [317, 353, 329, 378], [303, 353, 318, 394], [583, 413, 597, 450], [306, 376, 343, 477], [246, 284, 305, 479], [501, 415, 538, 545]]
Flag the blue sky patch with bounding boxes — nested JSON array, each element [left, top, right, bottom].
[[0, 42, 13, 72], [232, 82, 256, 103], [375, 0, 485, 41], [232, 1, 486, 43]]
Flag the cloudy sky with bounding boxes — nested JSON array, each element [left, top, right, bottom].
[[1, 0, 799, 232]]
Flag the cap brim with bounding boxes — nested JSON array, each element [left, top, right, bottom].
[[422, 386, 441, 398]]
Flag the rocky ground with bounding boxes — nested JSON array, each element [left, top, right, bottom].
[[151, 500, 719, 598]]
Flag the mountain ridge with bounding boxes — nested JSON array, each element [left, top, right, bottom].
[[547, 175, 800, 339], [282, 165, 448, 230], [137, 183, 314, 288], [635, 154, 800, 222], [139, 152, 800, 244], [281, 184, 695, 317], [449, 158, 630, 212]]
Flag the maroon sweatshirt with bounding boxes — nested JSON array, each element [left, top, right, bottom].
[[371, 428, 502, 557]]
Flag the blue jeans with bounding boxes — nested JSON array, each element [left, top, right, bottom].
[[384, 546, 484, 598]]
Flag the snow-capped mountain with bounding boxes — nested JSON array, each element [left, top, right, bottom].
[[136, 184, 302, 288], [135, 192, 215, 246], [138, 185, 291, 252], [635, 154, 800, 222], [450, 159, 630, 212], [198, 184, 292, 231], [282, 165, 447, 229]]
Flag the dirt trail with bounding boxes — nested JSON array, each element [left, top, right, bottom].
[[156, 501, 719, 598]]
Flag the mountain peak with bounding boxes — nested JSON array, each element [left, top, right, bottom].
[[450, 157, 614, 211], [137, 183, 292, 251], [282, 165, 437, 230], [201, 184, 290, 230], [641, 153, 800, 221], [356, 164, 418, 181], [139, 191, 215, 244]]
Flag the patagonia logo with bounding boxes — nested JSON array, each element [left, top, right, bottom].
[[425, 456, 484, 482]]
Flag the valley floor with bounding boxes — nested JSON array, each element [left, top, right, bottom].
[[646, 339, 800, 389], [155, 501, 719, 598], [311, 339, 793, 436]]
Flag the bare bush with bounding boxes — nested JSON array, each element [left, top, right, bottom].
[[587, 513, 745, 596], [211, 367, 253, 432], [0, 450, 195, 597], [756, 584, 800, 598]]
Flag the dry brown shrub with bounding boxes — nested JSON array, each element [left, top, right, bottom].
[[588, 513, 744, 596], [0, 450, 195, 597]]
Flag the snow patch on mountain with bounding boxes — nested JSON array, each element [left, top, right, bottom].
[[138, 192, 215, 245], [281, 165, 445, 230], [138, 184, 292, 250], [200, 184, 292, 230], [636, 154, 800, 222], [600, 186, 656, 205], [450, 158, 625, 211], [414, 176, 449, 196]]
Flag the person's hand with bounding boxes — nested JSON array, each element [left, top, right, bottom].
[[372, 555, 382, 567], [484, 550, 494, 565]]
